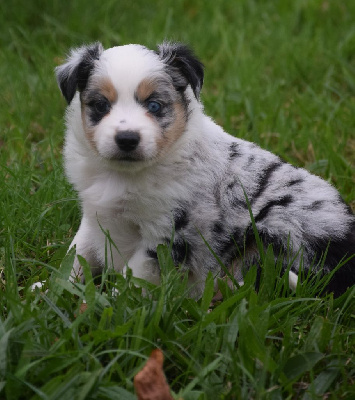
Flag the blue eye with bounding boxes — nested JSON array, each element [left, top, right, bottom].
[[147, 101, 161, 114]]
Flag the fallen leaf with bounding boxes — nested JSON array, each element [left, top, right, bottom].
[[134, 349, 174, 400]]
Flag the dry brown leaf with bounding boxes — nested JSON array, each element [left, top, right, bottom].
[[79, 302, 88, 314], [134, 349, 174, 400]]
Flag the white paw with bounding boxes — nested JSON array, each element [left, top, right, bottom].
[[30, 281, 47, 291], [288, 271, 298, 291]]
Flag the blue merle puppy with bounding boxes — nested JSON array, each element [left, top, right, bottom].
[[55, 41, 355, 297]]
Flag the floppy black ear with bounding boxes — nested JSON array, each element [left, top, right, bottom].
[[55, 42, 104, 104], [157, 42, 204, 98]]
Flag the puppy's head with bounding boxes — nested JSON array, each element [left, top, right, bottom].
[[56, 42, 204, 169]]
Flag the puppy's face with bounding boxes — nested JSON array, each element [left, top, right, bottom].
[[56, 43, 204, 170], [81, 47, 187, 165]]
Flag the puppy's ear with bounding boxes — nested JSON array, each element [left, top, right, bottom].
[[157, 42, 204, 99], [55, 42, 104, 104]]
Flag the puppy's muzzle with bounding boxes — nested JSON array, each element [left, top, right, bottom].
[[115, 131, 140, 152]]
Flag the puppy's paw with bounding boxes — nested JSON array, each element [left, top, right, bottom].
[[30, 281, 47, 291], [288, 270, 298, 291]]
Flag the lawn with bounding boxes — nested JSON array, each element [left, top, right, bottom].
[[0, 0, 354, 399]]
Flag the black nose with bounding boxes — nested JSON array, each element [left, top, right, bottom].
[[114, 131, 140, 152]]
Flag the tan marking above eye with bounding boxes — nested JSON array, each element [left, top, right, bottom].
[[136, 78, 156, 102], [99, 77, 118, 103], [86, 76, 118, 104], [135, 75, 174, 103]]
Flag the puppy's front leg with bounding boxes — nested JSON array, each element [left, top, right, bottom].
[[126, 247, 161, 285], [69, 217, 101, 282]]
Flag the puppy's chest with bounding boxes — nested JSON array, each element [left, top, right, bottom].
[[120, 191, 167, 220], [96, 178, 180, 228]]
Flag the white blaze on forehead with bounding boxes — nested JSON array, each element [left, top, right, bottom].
[[99, 45, 164, 94]]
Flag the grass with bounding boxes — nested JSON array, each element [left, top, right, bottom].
[[0, 0, 355, 398]]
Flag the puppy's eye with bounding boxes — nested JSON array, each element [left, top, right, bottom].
[[93, 99, 111, 114], [147, 101, 161, 114]]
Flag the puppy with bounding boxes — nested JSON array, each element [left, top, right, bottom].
[[56, 42, 355, 297]]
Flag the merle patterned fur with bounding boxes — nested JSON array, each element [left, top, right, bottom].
[[56, 41, 355, 298]]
